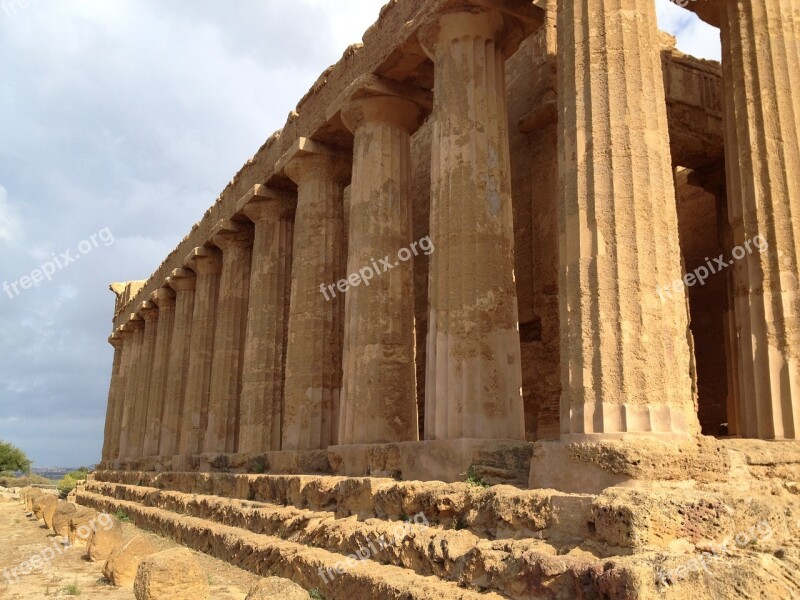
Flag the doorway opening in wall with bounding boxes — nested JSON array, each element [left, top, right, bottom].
[[674, 167, 736, 437]]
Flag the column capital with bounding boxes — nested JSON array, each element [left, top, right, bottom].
[[122, 314, 145, 333], [237, 185, 296, 224], [184, 246, 222, 275], [137, 300, 159, 322], [333, 74, 432, 135], [210, 219, 254, 250], [109, 331, 124, 349], [167, 268, 197, 292], [275, 138, 351, 187], [150, 286, 176, 308], [419, 1, 543, 59]]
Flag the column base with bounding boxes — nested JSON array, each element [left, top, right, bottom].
[[530, 435, 735, 494], [327, 438, 534, 486], [169, 451, 333, 475]]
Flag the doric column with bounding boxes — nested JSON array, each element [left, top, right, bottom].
[[178, 247, 222, 455], [142, 287, 176, 457], [118, 316, 144, 459], [557, 0, 698, 438], [159, 269, 196, 457], [205, 220, 254, 454], [237, 186, 296, 454], [720, 0, 800, 439], [132, 301, 159, 458], [336, 76, 430, 444], [276, 139, 350, 451], [101, 332, 124, 462], [418, 6, 537, 440], [108, 328, 133, 460]]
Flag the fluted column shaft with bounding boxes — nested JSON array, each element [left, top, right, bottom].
[[338, 89, 424, 444], [419, 9, 525, 440], [110, 330, 134, 460], [178, 248, 222, 455], [238, 191, 295, 454], [205, 221, 254, 454], [143, 288, 175, 457], [557, 0, 698, 438], [281, 145, 349, 451], [132, 302, 159, 458], [159, 270, 196, 457], [101, 334, 124, 462], [118, 319, 144, 459], [721, 0, 800, 439]]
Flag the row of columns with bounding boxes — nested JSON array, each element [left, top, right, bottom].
[[101, 0, 800, 465]]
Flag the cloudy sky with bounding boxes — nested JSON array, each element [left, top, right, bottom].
[[0, 0, 721, 468]]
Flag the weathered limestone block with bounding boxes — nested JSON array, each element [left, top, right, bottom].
[[278, 139, 350, 451], [68, 506, 99, 547], [87, 516, 124, 562], [133, 547, 209, 600], [179, 247, 222, 455], [245, 577, 308, 600], [47, 501, 73, 531], [52, 502, 78, 537], [104, 534, 159, 587], [556, 0, 699, 438], [238, 186, 295, 454], [205, 220, 254, 454], [337, 76, 429, 445], [32, 493, 57, 521], [419, 6, 536, 441]]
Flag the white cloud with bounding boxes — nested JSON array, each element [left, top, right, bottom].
[[655, 0, 721, 61], [0, 185, 21, 243]]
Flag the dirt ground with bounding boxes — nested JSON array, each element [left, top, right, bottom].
[[0, 496, 261, 599]]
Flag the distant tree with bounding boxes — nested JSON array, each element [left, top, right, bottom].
[[0, 440, 32, 474]]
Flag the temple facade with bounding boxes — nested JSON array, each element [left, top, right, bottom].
[[99, 0, 800, 489]]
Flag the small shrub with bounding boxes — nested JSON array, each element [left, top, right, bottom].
[[464, 465, 489, 489], [114, 510, 131, 523], [62, 581, 81, 596], [309, 588, 325, 600]]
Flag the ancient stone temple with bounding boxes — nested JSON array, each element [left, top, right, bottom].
[[83, 1, 800, 598]]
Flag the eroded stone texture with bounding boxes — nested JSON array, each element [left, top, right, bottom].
[[279, 139, 350, 451], [338, 76, 429, 444], [419, 7, 530, 441], [557, 0, 699, 439], [720, 0, 800, 440], [238, 187, 296, 454], [205, 220, 254, 454]]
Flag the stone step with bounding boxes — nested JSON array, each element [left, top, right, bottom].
[[78, 489, 511, 600], [91, 470, 593, 543], [83, 480, 585, 599]]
